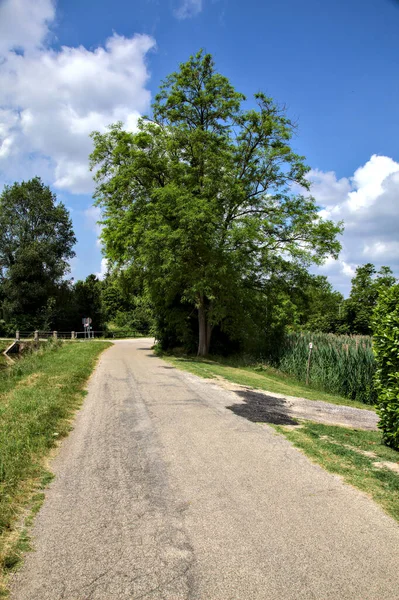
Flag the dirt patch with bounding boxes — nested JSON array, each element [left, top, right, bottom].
[[17, 373, 42, 388], [373, 461, 399, 474], [209, 376, 378, 430]]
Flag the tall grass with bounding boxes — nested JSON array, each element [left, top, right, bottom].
[[268, 332, 376, 405]]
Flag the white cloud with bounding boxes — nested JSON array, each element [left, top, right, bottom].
[[174, 0, 203, 19], [348, 155, 399, 211], [0, 0, 155, 194], [341, 261, 356, 279], [0, 0, 55, 55], [96, 258, 108, 281], [309, 155, 399, 295], [308, 169, 351, 207]]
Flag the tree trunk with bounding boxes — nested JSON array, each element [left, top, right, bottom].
[[206, 320, 212, 355], [197, 298, 213, 356], [198, 303, 208, 356]]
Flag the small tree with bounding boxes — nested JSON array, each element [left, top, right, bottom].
[[373, 284, 399, 450], [91, 51, 342, 356]]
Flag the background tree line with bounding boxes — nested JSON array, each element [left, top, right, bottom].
[[0, 178, 154, 336], [0, 178, 395, 344]]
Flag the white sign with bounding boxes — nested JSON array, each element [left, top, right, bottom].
[[309, 342, 313, 349]]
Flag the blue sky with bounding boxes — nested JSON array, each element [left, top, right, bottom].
[[1, 0, 399, 294]]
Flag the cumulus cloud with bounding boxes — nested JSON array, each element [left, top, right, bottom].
[[309, 155, 399, 295], [174, 0, 203, 19], [96, 258, 109, 281], [0, 0, 55, 54], [0, 0, 155, 193], [308, 169, 351, 207]]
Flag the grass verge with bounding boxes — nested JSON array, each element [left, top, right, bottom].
[[273, 422, 399, 522], [158, 353, 372, 410], [0, 340, 111, 596], [0, 342, 11, 370]]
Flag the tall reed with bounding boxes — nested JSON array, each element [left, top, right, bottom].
[[268, 332, 376, 404]]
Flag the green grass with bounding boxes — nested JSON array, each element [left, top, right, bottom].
[[0, 342, 11, 370], [273, 422, 399, 522], [159, 353, 373, 410], [0, 340, 111, 596], [0, 341, 49, 368]]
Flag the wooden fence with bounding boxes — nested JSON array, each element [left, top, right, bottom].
[[14, 330, 151, 341]]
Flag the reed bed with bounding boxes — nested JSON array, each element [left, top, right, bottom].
[[268, 332, 376, 405]]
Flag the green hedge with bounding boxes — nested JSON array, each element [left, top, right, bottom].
[[373, 285, 399, 450]]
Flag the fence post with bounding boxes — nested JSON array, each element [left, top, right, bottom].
[[34, 330, 39, 342], [15, 330, 20, 341], [53, 331, 58, 340], [71, 331, 75, 340], [306, 342, 313, 385]]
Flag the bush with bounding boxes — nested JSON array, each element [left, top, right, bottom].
[[0, 320, 7, 337], [372, 285, 399, 450]]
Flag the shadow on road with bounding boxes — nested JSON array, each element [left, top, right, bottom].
[[227, 389, 299, 426]]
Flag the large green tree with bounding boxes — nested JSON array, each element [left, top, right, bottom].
[[90, 51, 342, 355], [0, 177, 76, 330]]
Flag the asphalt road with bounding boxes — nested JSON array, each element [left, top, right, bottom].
[[10, 339, 399, 600]]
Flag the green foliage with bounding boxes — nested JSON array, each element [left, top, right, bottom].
[[101, 269, 155, 333], [372, 284, 399, 450], [90, 51, 342, 356], [342, 264, 396, 335], [73, 274, 105, 331], [0, 320, 10, 338], [0, 178, 76, 331], [296, 275, 344, 333], [266, 331, 376, 404]]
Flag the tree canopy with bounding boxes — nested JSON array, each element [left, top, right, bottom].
[[0, 177, 76, 331], [90, 51, 343, 355], [343, 263, 396, 335]]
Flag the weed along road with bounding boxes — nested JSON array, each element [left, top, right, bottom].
[[10, 339, 399, 600]]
